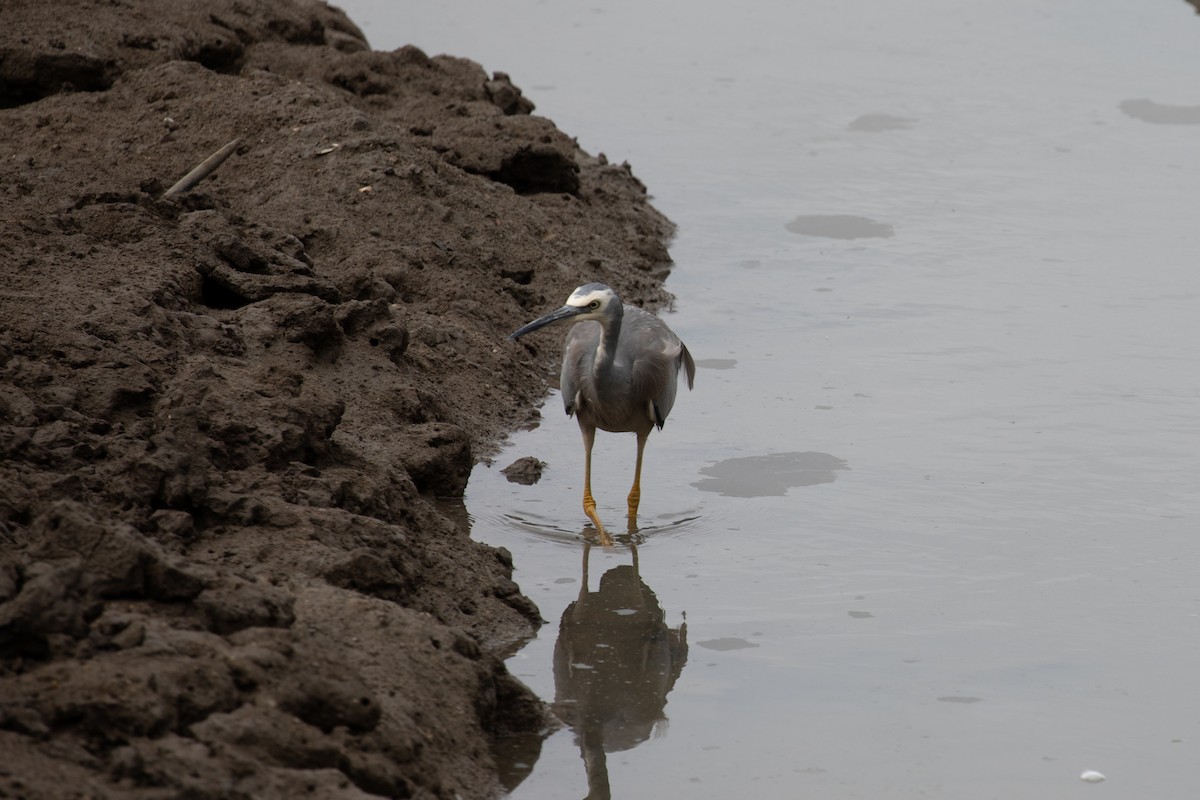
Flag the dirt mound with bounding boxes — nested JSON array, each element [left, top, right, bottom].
[[0, 1, 677, 796]]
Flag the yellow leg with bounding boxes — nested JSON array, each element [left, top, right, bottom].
[[581, 425, 614, 546], [626, 431, 648, 530]]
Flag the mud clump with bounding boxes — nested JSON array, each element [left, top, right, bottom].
[[501, 456, 547, 486], [0, 0, 677, 797]]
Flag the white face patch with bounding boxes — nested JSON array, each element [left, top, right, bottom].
[[567, 287, 610, 309]]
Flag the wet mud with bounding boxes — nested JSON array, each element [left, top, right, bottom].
[[0, 1, 677, 797]]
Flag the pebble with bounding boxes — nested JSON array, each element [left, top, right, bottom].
[[1080, 770, 1106, 783]]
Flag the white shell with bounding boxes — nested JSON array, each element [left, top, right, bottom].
[[1079, 770, 1106, 783]]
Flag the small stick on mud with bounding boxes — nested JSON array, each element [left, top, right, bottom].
[[161, 138, 242, 199]]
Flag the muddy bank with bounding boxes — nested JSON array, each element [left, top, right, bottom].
[[0, 1, 676, 796]]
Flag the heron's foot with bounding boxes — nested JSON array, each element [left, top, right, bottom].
[[594, 525, 615, 547], [587, 516, 614, 547], [583, 498, 615, 547]]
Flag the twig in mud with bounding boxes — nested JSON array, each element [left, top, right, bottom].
[[161, 138, 242, 200]]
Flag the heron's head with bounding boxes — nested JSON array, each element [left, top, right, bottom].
[[508, 283, 621, 340], [564, 283, 620, 320]]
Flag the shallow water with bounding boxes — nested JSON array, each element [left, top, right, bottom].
[[341, 0, 1200, 795]]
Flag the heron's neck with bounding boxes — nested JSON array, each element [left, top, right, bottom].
[[593, 305, 623, 377]]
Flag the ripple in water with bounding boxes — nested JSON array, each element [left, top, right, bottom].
[[474, 504, 717, 549]]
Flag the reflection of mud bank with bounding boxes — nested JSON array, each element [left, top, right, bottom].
[[0, 0, 676, 796]]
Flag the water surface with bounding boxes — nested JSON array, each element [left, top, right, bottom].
[[341, 0, 1200, 796]]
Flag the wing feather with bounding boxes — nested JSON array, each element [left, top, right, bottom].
[[622, 307, 694, 430], [561, 321, 599, 417]]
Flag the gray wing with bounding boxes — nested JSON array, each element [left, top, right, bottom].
[[560, 321, 601, 418], [624, 307, 695, 430]]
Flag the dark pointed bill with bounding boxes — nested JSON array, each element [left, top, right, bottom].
[[508, 305, 584, 340]]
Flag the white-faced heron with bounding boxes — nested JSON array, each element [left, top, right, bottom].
[[509, 283, 695, 545]]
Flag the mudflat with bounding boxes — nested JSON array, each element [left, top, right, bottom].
[[0, 1, 676, 796]]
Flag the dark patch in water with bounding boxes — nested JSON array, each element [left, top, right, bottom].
[[785, 214, 894, 240], [848, 113, 917, 132], [1119, 98, 1200, 125], [692, 451, 849, 497]]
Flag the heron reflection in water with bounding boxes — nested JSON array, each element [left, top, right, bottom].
[[552, 544, 689, 799], [509, 283, 695, 545]]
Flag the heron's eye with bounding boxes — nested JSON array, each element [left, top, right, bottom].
[[588, 300, 601, 309]]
